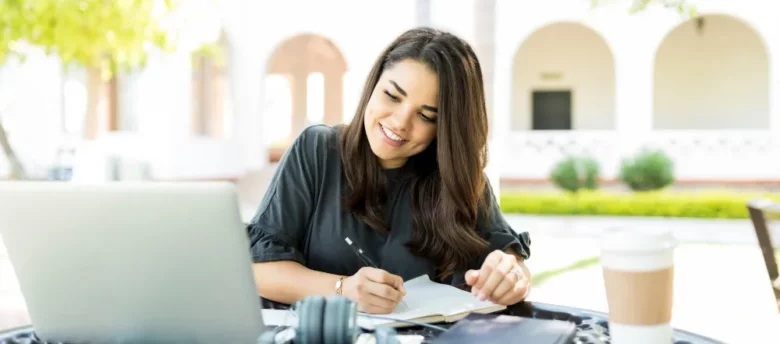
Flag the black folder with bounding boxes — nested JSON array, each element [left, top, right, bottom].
[[430, 313, 577, 344]]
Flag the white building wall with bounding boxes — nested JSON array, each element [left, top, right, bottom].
[[496, 0, 780, 134], [511, 22, 616, 130], [430, 0, 475, 45], [244, 0, 417, 158], [494, 0, 780, 181], [3, 0, 780, 182], [654, 15, 769, 130]]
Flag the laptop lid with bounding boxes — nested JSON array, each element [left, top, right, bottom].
[[0, 181, 266, 344]]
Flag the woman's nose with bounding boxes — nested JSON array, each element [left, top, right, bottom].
[[388, 107, 415, 132]]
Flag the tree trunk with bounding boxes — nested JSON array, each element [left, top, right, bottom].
[[84, 66, 104, 140], [0, 117, 26, 180]]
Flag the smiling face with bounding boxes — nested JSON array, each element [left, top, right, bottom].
[[363, 59, 440, 169]]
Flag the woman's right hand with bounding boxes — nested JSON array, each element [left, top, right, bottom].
[[342, 267, 406, 314]]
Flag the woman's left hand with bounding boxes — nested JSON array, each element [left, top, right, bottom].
[[464, 249, 530, 306]]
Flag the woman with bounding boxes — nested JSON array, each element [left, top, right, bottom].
[[248, 27, 532, 315]]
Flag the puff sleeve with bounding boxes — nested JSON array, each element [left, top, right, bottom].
[[246, 126, 327, 265], [447, 177, 532, 287], [475, 179, 531, 260]]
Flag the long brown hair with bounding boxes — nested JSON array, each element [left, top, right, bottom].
[[339, 27, 490, 278]]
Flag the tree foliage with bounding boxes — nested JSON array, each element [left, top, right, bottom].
[[0, 0, 182, 79], [0, 0, 221, 179]]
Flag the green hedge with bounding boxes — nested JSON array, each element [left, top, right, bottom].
[[499, 190, 780, 219]]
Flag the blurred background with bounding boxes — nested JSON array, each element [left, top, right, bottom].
[[1, 0, 780, 342]]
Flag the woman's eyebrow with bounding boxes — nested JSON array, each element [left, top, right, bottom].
[[389, 80, 438, 112]]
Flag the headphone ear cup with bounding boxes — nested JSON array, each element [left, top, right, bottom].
[[341, 296, 359, 343], [323, 296, 341, 343], [323, 295, 358, 344], [293, 298, 307, 344], [296, 295, 326, 344]]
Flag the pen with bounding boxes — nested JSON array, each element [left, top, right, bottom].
[[344, 237, 376, 267], [344, 237, 408, 308]]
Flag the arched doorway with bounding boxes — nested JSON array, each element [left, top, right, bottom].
[[512, 22, 615, 131], [265, 34, 347, 162], [653, 14, 769, 129]]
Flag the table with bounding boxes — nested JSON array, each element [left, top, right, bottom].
[[0, 301, 726, 344], [396, 301, 727, 344]]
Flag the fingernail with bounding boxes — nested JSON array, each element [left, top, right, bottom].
[[478, 292, 485, 301]]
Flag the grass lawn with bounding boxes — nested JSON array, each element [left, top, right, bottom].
[[532, 256, 600, 286], [500, 190, 780, 219]]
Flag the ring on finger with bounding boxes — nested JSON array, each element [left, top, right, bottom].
[[511, 267, 522, 281]]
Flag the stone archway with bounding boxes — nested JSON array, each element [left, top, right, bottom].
[[654, 14, 769, 129], [512, 22, 615, 131], [267, 33, 347, 134]]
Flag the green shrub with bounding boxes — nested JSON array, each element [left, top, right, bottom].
[[550, 155, 600, 192], [499, 190, 780, 219], [619, 149, 674, 191]]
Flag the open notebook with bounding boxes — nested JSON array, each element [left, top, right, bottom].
[[260, 275, 506, 330], [356, 274, 506, 329]]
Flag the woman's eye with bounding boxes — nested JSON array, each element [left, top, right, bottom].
[[419, 114, 436, 123], [383, 90, 399, 102]]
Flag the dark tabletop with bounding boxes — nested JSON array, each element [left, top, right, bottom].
[[395, 301, 727, 344], [0, 301, 726, 344]]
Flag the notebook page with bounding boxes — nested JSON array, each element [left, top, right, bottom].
[[261, 309, 298, 327], [357, 275, 499, 328]]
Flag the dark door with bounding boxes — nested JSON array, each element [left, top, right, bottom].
[[532, 90, 572, 130]]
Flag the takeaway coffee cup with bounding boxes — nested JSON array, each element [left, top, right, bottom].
[[600, 227, 676, 344]]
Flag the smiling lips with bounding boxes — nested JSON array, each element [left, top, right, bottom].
[[379, 124, 407, 147]]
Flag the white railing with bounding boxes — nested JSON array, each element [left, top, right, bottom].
[[6, 129, 778, 183], [502, 130, 780, 181]]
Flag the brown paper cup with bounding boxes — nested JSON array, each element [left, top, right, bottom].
[[601, 227, 675, 344]]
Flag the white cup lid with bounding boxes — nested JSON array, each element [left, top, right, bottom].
[[601, 226, 676, 253]]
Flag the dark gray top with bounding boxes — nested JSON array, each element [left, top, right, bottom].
[[247, 124, 531, 291]]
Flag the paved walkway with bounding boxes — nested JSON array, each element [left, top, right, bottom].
[[527, 240, 780, 344], [511, 214, 780, 343], [505, 214, 779, 247]]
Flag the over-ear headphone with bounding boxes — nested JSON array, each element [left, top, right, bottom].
[[295, 295, 358, 344], [258, 295, 401, 344]]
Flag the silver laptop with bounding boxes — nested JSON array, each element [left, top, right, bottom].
[[0, 181, 266, 343]]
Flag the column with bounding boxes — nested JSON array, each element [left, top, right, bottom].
[[323, 72, 343, 125], [607, 12, 663, 136], [416, 0, 431, 27], [118, 71, 142, 132], [290, 73, 308, 137], [474, 0, 500, 200], [766, 27, 780, 177], [609, 20, 657, 179], [143, 49, 192, 138], [769, 34, 780, 137], [474, 0, 496, 137], [230, 33, 265, 169], [614, 45, 654, 134]]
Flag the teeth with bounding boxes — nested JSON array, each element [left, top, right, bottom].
[[382, 125, 404, 141]]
